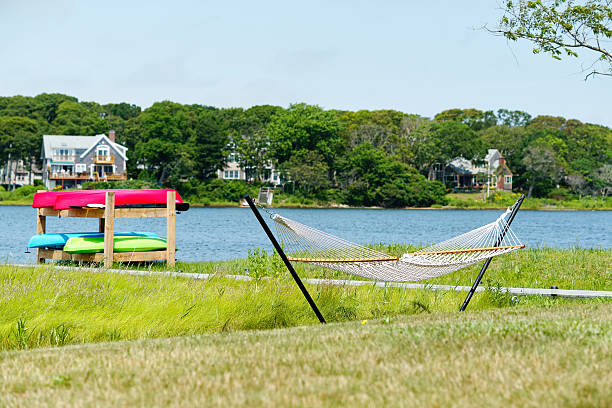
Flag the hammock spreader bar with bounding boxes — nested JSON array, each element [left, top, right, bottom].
[[406, 244, 525, 257], [287, 256, 399, 263]]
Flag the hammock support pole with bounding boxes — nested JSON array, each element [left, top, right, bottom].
[[245, 195, 327, 324], [460, 194, 525, 311]]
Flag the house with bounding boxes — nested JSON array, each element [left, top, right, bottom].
[[217, 150, 281, 185], [484, 149, 513, 192], [41, 131, 128, 189], [0, 159, 42, 188], [433, 149, 513, 191]]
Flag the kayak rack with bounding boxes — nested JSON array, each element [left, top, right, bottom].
[[35, 191, 177, 267]]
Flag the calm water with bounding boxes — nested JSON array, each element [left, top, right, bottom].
[[1, 206, 610, 264]]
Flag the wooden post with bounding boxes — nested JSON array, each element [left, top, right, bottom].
[[36, 208, 46, 264], [166, 190, 176, 267], [103, 192, 115, 268]]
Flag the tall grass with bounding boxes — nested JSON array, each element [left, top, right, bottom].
[[1, 248, 610, 351], [161, 246, 612, 292]]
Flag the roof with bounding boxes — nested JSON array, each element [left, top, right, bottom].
[[448, 157, 477, 175], [42, 134, 128, 161]]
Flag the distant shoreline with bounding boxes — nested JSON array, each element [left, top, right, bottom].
[[3, 200, 610, 211]]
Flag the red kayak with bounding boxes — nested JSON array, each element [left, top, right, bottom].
[[33, 189, 184, 210]]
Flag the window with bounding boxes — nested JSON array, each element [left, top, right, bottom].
[[504, 176, 511, 184], [224, 170, 229, 178], [54, 148, 73, 157], [75, 164, 86, 173], [97, 145, 109, 156]]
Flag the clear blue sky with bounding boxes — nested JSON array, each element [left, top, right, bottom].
[[1, 0, 610, 126]]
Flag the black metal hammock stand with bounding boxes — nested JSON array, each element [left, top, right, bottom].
[[245, 194, 525, 323]]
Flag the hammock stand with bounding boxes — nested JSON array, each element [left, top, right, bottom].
[[245, 194, 525, 323]]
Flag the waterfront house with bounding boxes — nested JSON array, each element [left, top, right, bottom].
[[217, 148, 281, 185], [41, 131, 128, 189], [434, 149, 513, 191]]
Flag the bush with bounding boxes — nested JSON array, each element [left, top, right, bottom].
[[174, 179, 259, 204], [83, 180, 160, 190]]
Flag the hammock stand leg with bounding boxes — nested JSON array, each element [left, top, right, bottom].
[[245, 195, 326, 324], [460, 194, 525, 311]]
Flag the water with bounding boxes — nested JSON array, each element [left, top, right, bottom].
[[1, 206, 610, 264]]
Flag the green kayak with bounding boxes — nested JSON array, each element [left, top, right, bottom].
[[63, 236, 170, 253]]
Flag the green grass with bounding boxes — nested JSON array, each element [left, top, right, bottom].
[[447, 191, 612, 210], [1, 247, 610, 352], [1, 303, 611, 407], [141, 246, 612, 292]]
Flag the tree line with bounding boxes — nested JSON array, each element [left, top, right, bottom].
[[0, 93, 611, 206]]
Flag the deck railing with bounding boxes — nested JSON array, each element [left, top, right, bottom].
[[48, 171, 127, 181], [52, 155, 75, 162], [94, 155, 115, 164]]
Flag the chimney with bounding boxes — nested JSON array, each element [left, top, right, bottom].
[[498, 156, 505, 168], [109, 130, 116, 142]]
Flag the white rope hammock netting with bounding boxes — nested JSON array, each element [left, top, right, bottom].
[[270, 206, 524, 282]]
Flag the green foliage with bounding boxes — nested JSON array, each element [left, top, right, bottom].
[[51, 101, 107, 135], [341, 143, 447, 207], [176, 179, 258, 204], [247, 248, 285, 280], [0, 185, 46, 202], [191, 109, 229, 180], [0, 92, 609, 203], [267, 103, 344, 169], [496, 0, 612, 77], [82, 180, 160, 190]]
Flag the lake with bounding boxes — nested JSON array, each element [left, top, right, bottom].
[[1, 205, 610, 264]]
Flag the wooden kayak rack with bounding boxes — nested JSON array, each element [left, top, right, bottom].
[[35, 191, 177, 267]]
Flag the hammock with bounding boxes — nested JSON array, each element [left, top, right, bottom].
[[269, 205, 524, 282]]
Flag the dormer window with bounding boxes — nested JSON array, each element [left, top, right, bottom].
[[97, 145, 110, 156]]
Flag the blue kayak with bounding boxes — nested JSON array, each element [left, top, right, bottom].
[[28, 232, 158, 249]]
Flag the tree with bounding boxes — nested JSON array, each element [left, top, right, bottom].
[[521, 138, 567, 197], [280, 151, 331, 194], [0, 116, 40, 189], [496, 109, 532, 127], [267, 103, 343, 171], [480, 125, 528, 158], [229, 105, 283, 182], [51, 101, 107, 135], [429, 121, 485, 177], [566, 172, 588, 196], [190, 109, 228, 180], [103, 102, 142, 121], [235, 131, 271, 182], [133, 101, 196, 183], [592, 164, 612, 195], [492, 0, 612, 78], [434, 108, 497, 131]]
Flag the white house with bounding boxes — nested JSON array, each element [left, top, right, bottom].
[[217, 151, 281, 186]]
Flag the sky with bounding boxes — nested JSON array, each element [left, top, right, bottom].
[[1, 0, 610, 127]]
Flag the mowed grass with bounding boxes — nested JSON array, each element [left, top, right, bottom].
[[0, 303, 611, 407], [0, 248, 610, 351]]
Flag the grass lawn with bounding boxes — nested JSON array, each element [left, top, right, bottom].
[[1, 303, 610, 407]]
